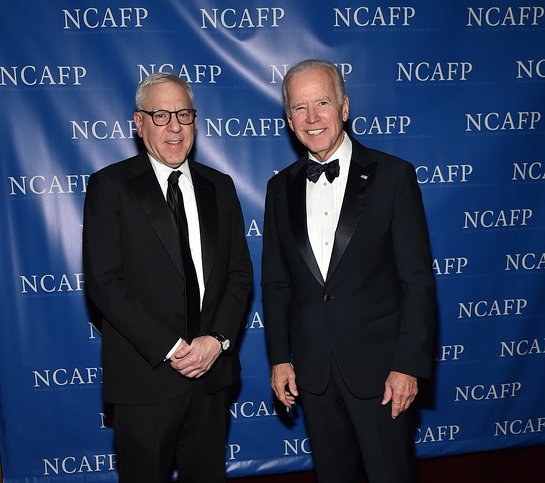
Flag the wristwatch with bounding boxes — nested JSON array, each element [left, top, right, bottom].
[[208, 331, 230, 352]]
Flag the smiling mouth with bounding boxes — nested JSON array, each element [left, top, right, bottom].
[[306, 129, 325, 136], [166, 140, 182, 144]]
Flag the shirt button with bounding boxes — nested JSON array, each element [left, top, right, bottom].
[[325, 241, 329, 246], [324, 211, 328, 216]]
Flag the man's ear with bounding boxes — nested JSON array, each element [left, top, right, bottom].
[[133, 111, 144, 138], [287, 115, 294, 131], [342, 96, 349, 123]]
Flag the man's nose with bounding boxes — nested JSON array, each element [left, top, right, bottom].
[[306, 106, 320, 123], [167, 113, 182, 131]]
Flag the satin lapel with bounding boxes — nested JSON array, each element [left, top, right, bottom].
[[128, 160, 184, 277], [287, 160, 324, 286], [190, 164, 217, 287], [326, 159, 377, 282]]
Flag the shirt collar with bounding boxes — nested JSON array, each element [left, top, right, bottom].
[[308, 131, 352, 173], [147, 154, 193, 188]]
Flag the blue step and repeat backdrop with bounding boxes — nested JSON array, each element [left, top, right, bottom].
[[1, 1, 544, 480]]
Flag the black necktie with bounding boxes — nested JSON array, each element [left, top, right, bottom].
[[306, 159, 340, 183], [167, 170, 200, 342]]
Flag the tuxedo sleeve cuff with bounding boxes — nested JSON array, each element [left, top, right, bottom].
[[165, 338, 182, 360]]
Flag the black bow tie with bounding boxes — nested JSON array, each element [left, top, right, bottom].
[[306, 159, 340, 183]]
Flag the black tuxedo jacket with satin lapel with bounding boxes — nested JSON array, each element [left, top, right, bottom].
[[83, 151, 252, 405], [262, 138, 437, 399]]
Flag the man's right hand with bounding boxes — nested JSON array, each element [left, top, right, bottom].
[[271, 363, 298, 409]]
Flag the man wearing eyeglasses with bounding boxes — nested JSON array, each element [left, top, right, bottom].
[[83, 72, 252, 482]]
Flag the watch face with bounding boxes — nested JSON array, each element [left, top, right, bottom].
[[222, 339, 230, 351]]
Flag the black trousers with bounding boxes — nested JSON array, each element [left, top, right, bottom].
[[112, 379, 233, 483], [300, 357, 416, 483]]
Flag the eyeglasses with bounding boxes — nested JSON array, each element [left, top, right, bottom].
[[139, 108, 197, 126]]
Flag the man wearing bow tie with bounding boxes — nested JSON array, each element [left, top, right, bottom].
[[262, 59, 436, 483]]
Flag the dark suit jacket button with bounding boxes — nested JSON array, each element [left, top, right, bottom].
[[323, 294, 331, 302]]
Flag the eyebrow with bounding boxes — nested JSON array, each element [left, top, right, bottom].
[[291, 96, 333, 108]]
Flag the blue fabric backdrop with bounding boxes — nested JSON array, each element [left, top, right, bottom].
[[1, 0, 544, 480]]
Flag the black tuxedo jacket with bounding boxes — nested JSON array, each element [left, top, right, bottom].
[[262, 138, 436, 399], [83, 152, 252, 405]]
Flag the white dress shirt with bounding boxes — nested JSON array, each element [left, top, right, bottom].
[[306, 132, 352, 280], [148, 155, 204, 357]]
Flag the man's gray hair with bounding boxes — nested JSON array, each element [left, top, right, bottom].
[[281, 59, 346, 114], [135, 72, 194, 110]]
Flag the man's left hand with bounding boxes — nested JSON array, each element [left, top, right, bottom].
[[169, 336, 222, 378], [382, 371, 418, 419]]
